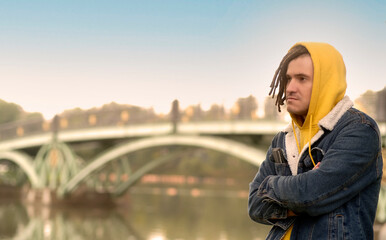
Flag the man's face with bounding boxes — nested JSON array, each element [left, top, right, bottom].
[[285, 54, 314, 119]]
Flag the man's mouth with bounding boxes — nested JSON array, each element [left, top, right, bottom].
[[286, 97, 298, 101]]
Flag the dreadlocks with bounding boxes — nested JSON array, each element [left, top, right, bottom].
[[269, 45, 310, 112]]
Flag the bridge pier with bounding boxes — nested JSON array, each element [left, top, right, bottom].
[[24, 188, 53, 205]]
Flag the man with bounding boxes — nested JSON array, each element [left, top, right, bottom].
[[248, 42, 383, 239]]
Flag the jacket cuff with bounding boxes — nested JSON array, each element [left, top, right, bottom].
[[257, 176, 288, 220]]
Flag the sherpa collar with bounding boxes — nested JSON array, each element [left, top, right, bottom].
[[283, 96, 353, 175]]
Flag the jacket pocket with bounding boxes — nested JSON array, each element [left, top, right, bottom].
[[274, 162, 292, 176], [336, 214, 345, 240], [302, 147, 325, 171], [329, 213, 346, 240], [269, 148, 292, 176]]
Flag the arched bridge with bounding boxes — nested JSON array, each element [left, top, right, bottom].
[[0, 120, 286, 196]]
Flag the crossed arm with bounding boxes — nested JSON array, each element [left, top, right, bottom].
[[248, 123, 381, 224]]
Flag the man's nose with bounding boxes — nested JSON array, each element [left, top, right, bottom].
[[286, 80, 296, 94]]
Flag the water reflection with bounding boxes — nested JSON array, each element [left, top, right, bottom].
[[0, 188, 271, 240], [0, 201, 143, 239]]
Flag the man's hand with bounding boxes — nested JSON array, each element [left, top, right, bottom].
[[288, 210, 297, 217], [313, 162, 320, 170]]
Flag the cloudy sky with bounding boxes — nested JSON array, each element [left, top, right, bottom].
[[0, 0, 385, 119]]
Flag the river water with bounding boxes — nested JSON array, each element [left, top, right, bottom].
[[0, 186, 271, 240], [2, 186, 386, 240]]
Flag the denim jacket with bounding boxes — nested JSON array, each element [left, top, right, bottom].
[[248, 97, 383, 239]]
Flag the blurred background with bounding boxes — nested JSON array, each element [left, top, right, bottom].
[[0, 0, 385, 239]]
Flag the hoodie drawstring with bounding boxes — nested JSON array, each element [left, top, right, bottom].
[[291, 120, 301, 154], [308, 115, 316, 167], [291, 118, 316, 167]]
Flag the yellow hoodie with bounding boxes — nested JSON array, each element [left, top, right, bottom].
[[284, 42, 347, 239], [291, 42, 347, 156]]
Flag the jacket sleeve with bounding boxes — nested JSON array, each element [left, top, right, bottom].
[[256, 122, 382, 216], [248, 143, 289, 225]]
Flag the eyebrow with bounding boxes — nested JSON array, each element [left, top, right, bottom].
[[286, 73, 311, 78]]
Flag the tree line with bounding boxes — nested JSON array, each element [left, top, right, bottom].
[[0, 87, 384, 129], [0, 95, 268, 127]]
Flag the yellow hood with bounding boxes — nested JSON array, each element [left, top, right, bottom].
[[290, 42, 347, 148]]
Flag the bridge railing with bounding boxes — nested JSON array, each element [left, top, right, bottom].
[[0, 110, 384, 148], [0, 118, 48, 141], [0, 110, 170, 141]]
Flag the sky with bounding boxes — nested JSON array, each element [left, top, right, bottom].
[[0, 0, 385, 119]]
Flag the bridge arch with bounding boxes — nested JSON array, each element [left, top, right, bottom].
[[59, 135, 267, 196], [0, 151, 42, 188]]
